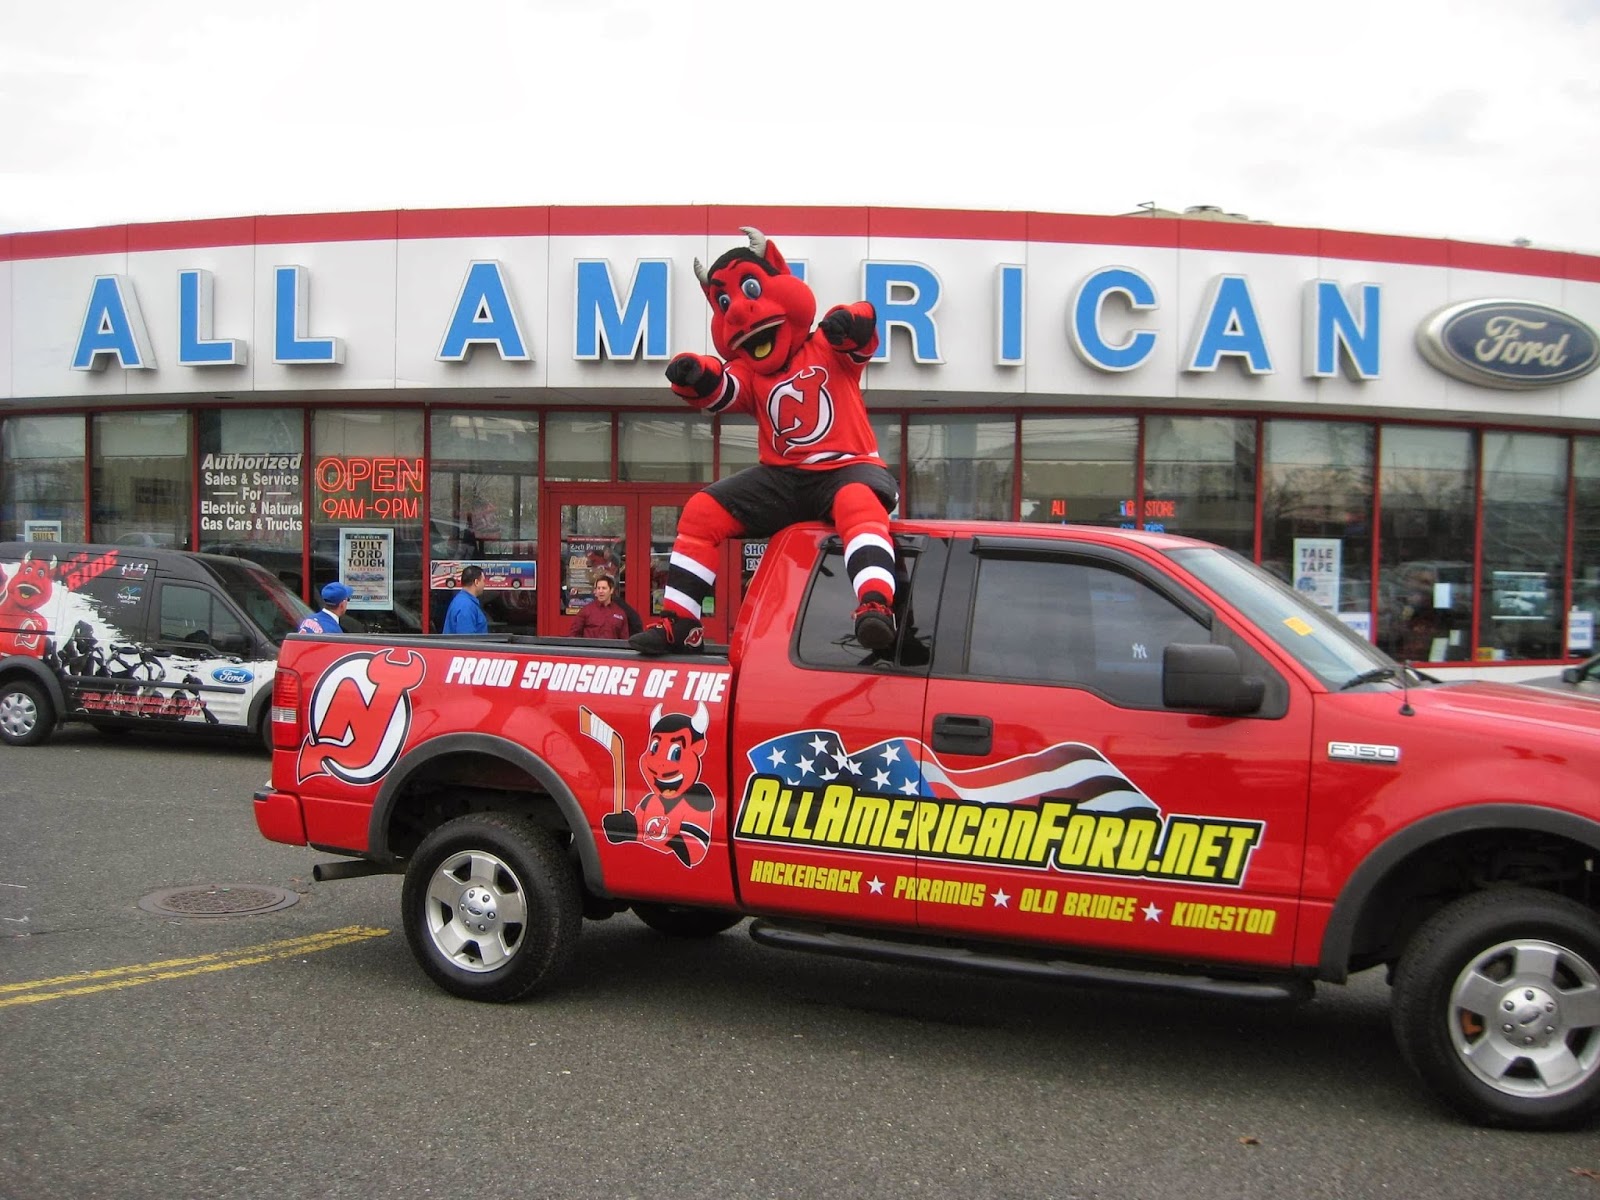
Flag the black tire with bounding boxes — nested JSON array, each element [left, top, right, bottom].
[[632, 902, 744, 938], [401, 814, 581, 1003], [1391, 888, 1600, 1129], [254, 709, 273, 755], [0, 678, 54, 747]]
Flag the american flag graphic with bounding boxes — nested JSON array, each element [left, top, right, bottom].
[[746, 729, 1158, 814]]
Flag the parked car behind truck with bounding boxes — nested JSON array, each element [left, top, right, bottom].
[[0, 542, 310, 747], [256, 519, 1600, 1129]]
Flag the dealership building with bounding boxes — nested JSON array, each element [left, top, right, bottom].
[[1, 203, 1597, 676]]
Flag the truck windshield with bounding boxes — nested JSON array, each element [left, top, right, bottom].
[[1168, 546, 1398, 690], [206, 558, 312, 642]]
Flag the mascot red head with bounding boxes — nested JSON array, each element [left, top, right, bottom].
[[695, 227, 816, 376]]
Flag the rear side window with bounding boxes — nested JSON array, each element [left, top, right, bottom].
[[157, 584, 246, 648], [968, 555, 1209, 707], [795, 541, 938, 670]]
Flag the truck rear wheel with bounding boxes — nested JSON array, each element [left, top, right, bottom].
[[1391, 888, 1600, 1129], [401, 814, 581, 1003], [632, 902, 743, 938], [0, 678, 54, 746]]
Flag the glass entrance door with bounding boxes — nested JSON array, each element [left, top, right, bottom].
[[542, 486, 726, 640]]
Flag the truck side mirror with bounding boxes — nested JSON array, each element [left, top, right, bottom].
[[1163, 643, 1264, 715]]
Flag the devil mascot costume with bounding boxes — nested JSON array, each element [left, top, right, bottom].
[[630, 227, 899, 655]]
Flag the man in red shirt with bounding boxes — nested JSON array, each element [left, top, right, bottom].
[[570, 575, 631, 640]]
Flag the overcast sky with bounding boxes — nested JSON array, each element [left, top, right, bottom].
[[3, 0, 1598, 253]]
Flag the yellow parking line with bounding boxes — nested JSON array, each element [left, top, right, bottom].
[[0, 925, 390, 1008]]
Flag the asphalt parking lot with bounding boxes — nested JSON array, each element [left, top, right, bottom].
[[2, 727, 1597, 1200]]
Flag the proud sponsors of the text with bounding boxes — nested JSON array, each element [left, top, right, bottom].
[[736, 778, 1264, 886], [439, 655, 728, 704]]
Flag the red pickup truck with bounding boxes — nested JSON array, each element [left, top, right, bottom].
[[255, 519, 1600, 1130]]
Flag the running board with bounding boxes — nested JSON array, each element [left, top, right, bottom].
[[748, 920, 1314, 1005]]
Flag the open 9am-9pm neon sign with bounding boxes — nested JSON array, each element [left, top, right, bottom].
[[315, 457, 423, 522]]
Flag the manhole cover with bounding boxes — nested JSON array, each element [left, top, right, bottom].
[[138, 885, 299, 917]]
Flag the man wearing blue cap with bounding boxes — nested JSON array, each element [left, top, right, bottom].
[[298, 581, 352, 634]]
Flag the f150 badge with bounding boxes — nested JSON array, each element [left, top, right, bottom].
[[1327, 741, 1401, 764]]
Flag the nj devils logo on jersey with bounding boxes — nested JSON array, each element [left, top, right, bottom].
[[767, 365, 834, 455], [297, 650, 426, 785]]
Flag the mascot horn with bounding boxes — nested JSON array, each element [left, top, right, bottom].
[[630, 228, 900, 657]]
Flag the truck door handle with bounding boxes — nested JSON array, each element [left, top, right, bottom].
[[932, 713, 993, 756]]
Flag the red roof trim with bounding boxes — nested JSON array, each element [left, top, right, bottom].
[[2, 205, 1594, 279]]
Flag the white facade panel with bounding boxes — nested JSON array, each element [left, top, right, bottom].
[[124, 246, 257, 397], [0, 212, 1596, 425], [0, 259, 11, 401], [1020, 241, 1183, 403], [12, 253, 133, 399], [250, 240, 398, 392], [395, 236, 551, 391]]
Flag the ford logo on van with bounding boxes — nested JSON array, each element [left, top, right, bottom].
[[1418, 299, 1599, 390], [212, 667, 254, 685]]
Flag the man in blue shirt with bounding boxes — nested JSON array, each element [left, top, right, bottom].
[[297, 581, 351, 634], [442, 565, 489, 634]]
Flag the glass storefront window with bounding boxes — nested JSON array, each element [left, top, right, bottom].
[[429, 412, 539, 633], [1260, 420, 1374, 635], [907, 415, 1014, 520], [1142, 415, 1256, 553], [311, 410, 424, 634], [1479, 432, 1566, 661], [1573, 438, 1600, 659], [1020, 416, 1136, 528], [1376, 427, 1475, 663], [92, 412, 192, 549], [545, 413, 612, 481], [2, 414, 86, 542], [619, 414, 712, 483], [196, 410, 306, 591]]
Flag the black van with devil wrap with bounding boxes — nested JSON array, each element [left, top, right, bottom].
[[0, 543, 309, 748]]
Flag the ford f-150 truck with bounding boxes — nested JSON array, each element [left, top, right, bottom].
[[254, 520, 1600, 1130]]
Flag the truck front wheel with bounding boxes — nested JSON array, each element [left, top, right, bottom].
[[1391, 888, 1600, 1129], [401, 814, 581, 1003]]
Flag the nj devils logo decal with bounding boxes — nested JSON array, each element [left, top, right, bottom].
[[767, 365, 834, 455], [297, 650, 426, 785]]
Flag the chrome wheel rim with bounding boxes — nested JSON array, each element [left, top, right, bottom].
[[1448, 937, 1600, 1098], [423, 849, 529, 974]]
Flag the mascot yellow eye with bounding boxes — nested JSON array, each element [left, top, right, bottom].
[[741, 277, 762, 299]]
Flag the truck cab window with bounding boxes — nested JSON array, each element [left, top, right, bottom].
[[969, 556, 1209, 707], [796, 543, 933, 670]]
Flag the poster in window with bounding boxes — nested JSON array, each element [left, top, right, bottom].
[[1569, 609, 1595, 653], [340, 527, 394, 610], [23, 520, 62, 542], [1292, 538, 1341, 611], [1490, 570, 1550, 622]]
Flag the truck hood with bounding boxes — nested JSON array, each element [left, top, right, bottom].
[[1416, 679, 1600, 737]]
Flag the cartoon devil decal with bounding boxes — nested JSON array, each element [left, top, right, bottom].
[[629, 227, 899, 656], [0, 553, 56, 657], [601, 702, 717, 868]]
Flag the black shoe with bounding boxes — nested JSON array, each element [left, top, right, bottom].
[[852, 592, 896, 651], [628, 614, 705, 656]]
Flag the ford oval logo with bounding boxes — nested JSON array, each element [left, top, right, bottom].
[[1418, 299, 1599, 390], [212, 667, 253, 685]]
